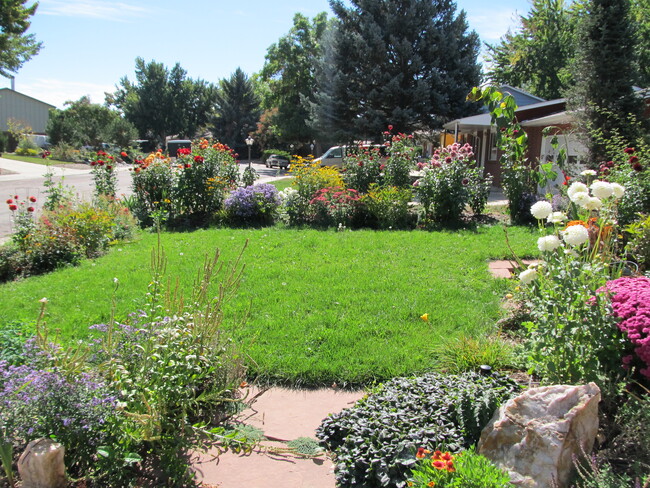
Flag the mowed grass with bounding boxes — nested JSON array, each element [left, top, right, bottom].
[[0, 225, 536, 387]]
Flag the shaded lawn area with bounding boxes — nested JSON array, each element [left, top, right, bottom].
[[0, 225, 536, 387]]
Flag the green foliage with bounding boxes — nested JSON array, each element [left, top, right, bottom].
[[261, 12, 328, 144], [46, 96, 137, 149], [384, 132, 418, 188], [432, 334, 516, 374], [0, 132, 7, 152], [485, 0, 578, 99], [568, 0, 646, 160], [625, 214, 650, 273], [310, 0, 481, 141], [0, 321, 31, 364], [363, 184, 413, 229], [286, 436, 323, 457], [0, 0, 42, 77], [261, 149, 291, 162], [14, 136, 38, 155], [90, 150, 117, 198], [342, 146, 385, 193], [108, 57, 218, 145], [409, 447, 511, 488], [48, 142, 82, 162], [317, 372, 520, 488], [211, 68, 261, 154]]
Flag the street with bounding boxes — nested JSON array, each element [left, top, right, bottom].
[[0, 158, 291, 240]]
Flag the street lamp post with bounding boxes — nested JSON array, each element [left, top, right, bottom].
[[245, 136, 254, 169]]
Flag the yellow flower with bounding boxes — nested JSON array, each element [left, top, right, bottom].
[[505, 293, 513, 299], [420, 313, 429, 322]]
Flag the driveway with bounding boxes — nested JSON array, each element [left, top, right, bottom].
[[0, 158, 291, 240]]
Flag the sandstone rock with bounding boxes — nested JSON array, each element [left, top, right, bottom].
[[17, 438, 66, 488], [478, 382, 601, 488]]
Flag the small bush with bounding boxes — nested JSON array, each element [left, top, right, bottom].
[[49, 142, 82, 162], [342, 146, 385, 193], [383, 130, 418, 188], [364, 184, 413, 229], [14, 137, 39, 156], [224, 183, 281, 225], [317, 371, 520, 488], [309, 187, 362, 227]]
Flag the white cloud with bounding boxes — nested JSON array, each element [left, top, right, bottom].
[[39, 0, 147, 22], [11, 78, 116, 109]]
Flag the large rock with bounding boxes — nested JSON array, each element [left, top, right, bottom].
[[478, 382, 600, 488], [17, 438, 66, 488]]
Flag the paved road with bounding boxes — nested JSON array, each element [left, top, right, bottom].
[[0, 158, 291, 240]]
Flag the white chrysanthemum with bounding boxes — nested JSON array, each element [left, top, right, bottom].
[[530, 201, 553, 220], [568, 182, 589, 200], [519, 268, 538, 285], [537, 235, 562, 252], [572, 192, 590, 207], [583, 196, 603, 211], [611, 182, 625, 198], [590, 180, 613, 199], [563, 224, 590, 246], [581, 169, 597, 177], [279, 187, 298, 201], [547, 211, 567, 224]]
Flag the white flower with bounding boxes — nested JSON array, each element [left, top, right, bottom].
[[572, 192, 590, 207], [537, 235, 562, 252], [530, 201, 553, 220], [547, 211, 567, 224], [563, 224, 590, 246], [583, 196, 602, 211], [581, 169, 597, 177], [611, 182, 625, 198], [39, 297, 48, 303], [590, 180, 613, 199], [113, 277, 119, 284], [568, 182, 589, 200], [519, 268, 538, 285]]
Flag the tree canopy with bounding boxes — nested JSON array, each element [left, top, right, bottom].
[[0, 0, 42, 77], [309, 0, 481, 142], [261, 12, 328, 146], [211, 68, 261, 153], [107, 58, 217, 146], [46, 96, 137, 148]]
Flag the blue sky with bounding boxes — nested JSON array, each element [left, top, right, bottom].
[[2, 0, 533, 108]]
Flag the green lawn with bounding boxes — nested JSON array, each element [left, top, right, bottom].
[[1, 153, 54, 165], [0, 225, 536, 386]]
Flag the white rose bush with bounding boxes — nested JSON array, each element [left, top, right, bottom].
[[515, 177, 635, 384]]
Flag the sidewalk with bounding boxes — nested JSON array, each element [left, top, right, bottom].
[[0, 156, 93, 181]]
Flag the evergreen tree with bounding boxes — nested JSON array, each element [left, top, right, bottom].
[[211, 68, 261, 153], [485, 0, 581, 100], [568, 0, 646, 159], [261, 12, 328, 146], [310, 0, 481, 142], [0, 0, 41, 77]]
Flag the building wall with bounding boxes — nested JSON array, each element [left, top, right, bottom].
[[0, 89, 54, 134]]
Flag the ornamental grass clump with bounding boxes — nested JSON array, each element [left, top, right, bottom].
[[317, 371, 519, 488], [224, 183, 281, 225]]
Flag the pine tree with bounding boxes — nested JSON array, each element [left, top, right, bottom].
[[310, 0, 481, 142], [569, 0, 646, 159], [211, 68, 261, 153], [0, 0, 42, 77]]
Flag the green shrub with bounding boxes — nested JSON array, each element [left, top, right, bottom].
[[0, 132, 8, 153], [262, 149, 291, 162], [364, 184, 413, 229], [625, 214, 650, 273], [408, 447, 511, 488], [384, 130, 418, 188], [49, 142, 82, 162], [317, 371, 520, 488], [342, 146, 385, 193], [14, 137, 39, 156], [0, 321, 31, 365]]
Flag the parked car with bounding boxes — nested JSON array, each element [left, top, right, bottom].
[[265, 154, 290, 169]]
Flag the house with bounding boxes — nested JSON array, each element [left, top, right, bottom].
[[439, 86, 587, 187], [0, 88, 55, 135]]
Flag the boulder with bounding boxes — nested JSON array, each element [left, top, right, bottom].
[[478, 382, 600, 488], [17, 438, 66, 488]]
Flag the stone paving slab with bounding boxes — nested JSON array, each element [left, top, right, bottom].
[[488, 259, 540, 279]]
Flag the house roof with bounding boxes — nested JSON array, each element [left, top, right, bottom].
[[0, 88, 56, 108]]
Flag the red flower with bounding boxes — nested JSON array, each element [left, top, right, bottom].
[[194, 155, 204, 163], [624, 147, 635, 154], [416, 447, 427, 459], [629, 156, 639, 164], [6, 199, 13, 204], [184, 163, 191, 169], [108, 155, 114, 160], [388, 125, 393, 131], [8, 204, 17, 211], [134, 167, 141, 173], [90, 161, 97, 166], [27, 206, 35, 212], [13, 195, 18, 199], [121, 151, 128, 158], [29, 196, 36, 202], [633, 163, 643, 172], [107, 165, 113, 170], [358, 162, 364, 167]]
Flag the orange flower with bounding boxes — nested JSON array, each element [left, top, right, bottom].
[[432, 460, 446, 470], [445, 460, 455, 472], [566, 220, 587, 229], [427, 482, 435, 487]]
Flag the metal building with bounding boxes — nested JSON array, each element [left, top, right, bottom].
[[0, 88, 56, 134]]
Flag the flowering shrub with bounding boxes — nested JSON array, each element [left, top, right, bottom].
[[363, 184, 413, 229], [317, 371, 519, 488], [130, 150, 175, 226], [6, 195, 37, 247], [516, 185, 630, 384], [598, 277, 650, 379], [288, 157, 344, 224], [224, 183, 280, 225], [90, 150, 118, 198], [0, 359, 121, 478], [414, 143, 489, 225], [342, 145, 385, 193], [309, 186, 362, 227], [408, 447, 511, 488], [383, 127, 419, 188]]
